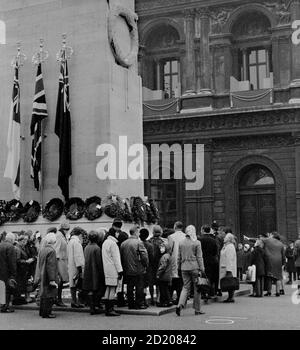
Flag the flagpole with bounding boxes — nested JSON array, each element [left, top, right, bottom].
[[7, 43, 26, 200], [32, 39, 49, 209]]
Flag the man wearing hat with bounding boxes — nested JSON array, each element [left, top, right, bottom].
[[54, 222, 70, 307], [111, 218, 128, 247]]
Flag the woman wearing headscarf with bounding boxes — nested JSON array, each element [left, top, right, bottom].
[[176, 225, 205, 316], [37, 232, 59, 318], [83, 230, 105, 315], [67, 227, 85, 308], [102, 228, 123, 316], [219, 232, 237, 303]]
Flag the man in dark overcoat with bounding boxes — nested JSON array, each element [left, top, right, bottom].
[[37, 232, 59, 318], [83, 230, 105, 315], [199, 225, 219, 298], [0, 232, 17, 313]]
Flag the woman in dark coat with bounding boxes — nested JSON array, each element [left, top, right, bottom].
[[250, 239, 269, 297], [37, 233, 59, 318], [285, 242, 296, 284], [83, 230, 105, 315]]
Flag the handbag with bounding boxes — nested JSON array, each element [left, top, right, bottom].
[[73, 274, 83, 290], [196, 272, 210, 294], [220, 272, 240, 292], [246, 265, 256, 283]]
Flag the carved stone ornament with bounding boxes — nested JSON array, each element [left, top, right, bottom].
[[265, 0, 291, 25], [144, 109, 299, 136], [210, 7, 235, 34], [108, 6, 139, 68]]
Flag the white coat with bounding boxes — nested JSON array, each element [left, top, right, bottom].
[[67, 235, 84, 287], [102, 235, 123, 286], [54, 231, 69, 282], [219, 242, 237, 281]]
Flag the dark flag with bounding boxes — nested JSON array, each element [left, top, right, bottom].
[[4, 63, 21, 199], [55, 56, 72, 200], [30, 63, 48, 191]]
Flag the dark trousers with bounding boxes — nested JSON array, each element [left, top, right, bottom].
[[127, 275, 144, 308], [237, 267, 243, 281], [39, 297, 54, 317], [254, 276, 263, 296], [297, 267, 300, 280], [158, 281, 171, 305], [169, 277, 183, 303], [289, 272, 297, 282]]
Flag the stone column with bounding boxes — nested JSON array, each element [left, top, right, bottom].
[[197, 8, 212, 94], [183, 9, 196, 94], [294, 133, 300, 236], [290, 0, 300, 103]]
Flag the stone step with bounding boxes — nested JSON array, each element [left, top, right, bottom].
[[13, 285, 251, 316]]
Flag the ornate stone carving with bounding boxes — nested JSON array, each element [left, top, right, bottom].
[[210, 7, 235, 34], [144, 109, 300, 136], [211, 134, 295, 150], [265, 0, 291, 25]]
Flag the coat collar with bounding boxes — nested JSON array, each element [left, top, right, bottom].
[[107, 235, 118, 243]]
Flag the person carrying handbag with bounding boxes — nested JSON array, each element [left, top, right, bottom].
[[219, 232, 237, 303]]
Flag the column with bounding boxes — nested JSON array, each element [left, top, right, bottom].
[[294, 133, 300, 236], [197, 8, 212, 94], [290, 0, 300, 103], [183, 9, 196, 94]]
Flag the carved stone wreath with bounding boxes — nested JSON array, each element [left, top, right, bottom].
[[108, 6, 139, 68]]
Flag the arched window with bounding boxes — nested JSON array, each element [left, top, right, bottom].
[[141, 24, 181, 100], [231, 11, 272, 90], [0, 20, 6, 44]]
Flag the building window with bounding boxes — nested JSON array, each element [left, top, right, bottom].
[[239, 47, 272, 90], [141, 24, 181, 101], [157, 59, 180, 99], [231, 11, 273, 91]]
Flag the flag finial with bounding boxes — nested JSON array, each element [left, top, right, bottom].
[[56, 33, 73, 62], [11, 42, 26, 68], [32, 38, 49, 66]]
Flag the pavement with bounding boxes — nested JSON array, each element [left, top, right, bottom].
[[1, 284, 299, 330], [12, 284, 251, 316]]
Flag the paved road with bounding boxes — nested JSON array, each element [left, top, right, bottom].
[[0, 285, 299, 330]]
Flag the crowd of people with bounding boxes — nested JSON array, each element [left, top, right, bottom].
[[0, 219, 299, 319]]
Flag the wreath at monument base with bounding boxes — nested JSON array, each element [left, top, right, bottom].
[[43, 198, 64, 222], [64, 197, 85, 221], [122, 198, 133, 222], [6, 199, 24, 222], [108, 6, 139, 68], [131, 196, 147, 224], [103, 194, 125, 219], [23, 200, 41, 223], [84, 196, 103, 221], [0, 200, 7, 225]]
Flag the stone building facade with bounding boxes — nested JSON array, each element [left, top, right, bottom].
[[137, 0, 300, 241]]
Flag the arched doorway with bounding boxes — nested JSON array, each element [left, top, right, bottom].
[[239, 165, 277, 237]]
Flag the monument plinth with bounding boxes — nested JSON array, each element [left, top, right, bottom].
[[0, 0, 143, 206]]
